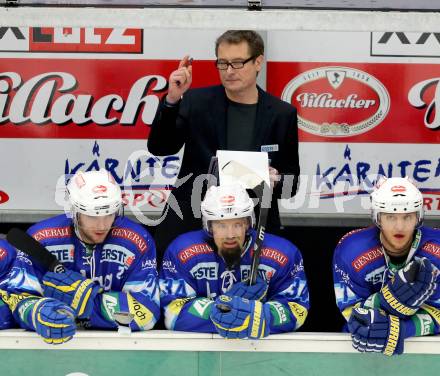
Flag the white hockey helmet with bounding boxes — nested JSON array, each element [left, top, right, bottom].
[[67, 169, 123, 218], [370, 176, 424, 228], [201, 184, 255, 235]]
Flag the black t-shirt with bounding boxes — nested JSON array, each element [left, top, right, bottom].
[[226, 99, 257, 151]]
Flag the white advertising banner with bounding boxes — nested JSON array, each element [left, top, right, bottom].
[[0, 139, 181, 214], [269, 30, 440, 218], [0, 22, 439, 221]]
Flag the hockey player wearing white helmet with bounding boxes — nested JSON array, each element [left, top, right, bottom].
[[333, 177, 440, 356], [68, 169, 123, 244], [370, 177, 423, 259], [160, 184, 309, 339], [200, 184, 255, 268], [7, 169, 160, 344]]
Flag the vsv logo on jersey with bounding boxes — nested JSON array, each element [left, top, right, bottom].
[[190, 262, 218, 280], [101, 244, 135, 268], [46, 244, 74, 263], [0, 27, 142, 53]]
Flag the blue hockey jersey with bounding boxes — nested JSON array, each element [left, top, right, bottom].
[[0, 239, 16, 284], [0, 239, 17, 329], [7, 214, 160, 331], [333, 226, 440, 338], [160, 229, 309, 334]]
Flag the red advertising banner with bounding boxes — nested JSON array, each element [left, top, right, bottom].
[[0, 59, 219, 139], [267, 61, 440, 144]]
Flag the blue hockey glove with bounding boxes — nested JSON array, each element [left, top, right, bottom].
[[210, 295, 270, 339], [226, 276, 268, 301], [348, 307, 405, 356], [43, 270, 102, 319], [380, 258, 437, 318], [18, 297, 76, 344]]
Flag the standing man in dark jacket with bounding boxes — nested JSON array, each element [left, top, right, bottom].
[[148, 30, 299, 259]]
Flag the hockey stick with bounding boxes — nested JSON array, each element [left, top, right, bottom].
[[248, 179, 272, 285], [7, 227, 66, 273]]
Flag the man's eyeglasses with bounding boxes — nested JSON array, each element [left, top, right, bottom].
[[215, 56, 256, 70]]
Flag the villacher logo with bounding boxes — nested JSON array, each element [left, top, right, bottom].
[[281, 66, 390, 137]]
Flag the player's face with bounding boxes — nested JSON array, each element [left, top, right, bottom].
[[217, 41, 263, 99], [211, 217, 249, 256], [77, 213, 116, 244], [379, 212, 418, 257]]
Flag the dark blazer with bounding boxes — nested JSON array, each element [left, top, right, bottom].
[[148, 85, 300, 230]]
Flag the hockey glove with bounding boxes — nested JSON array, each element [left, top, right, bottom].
[[226, 276, 268, 301], [18, 297, 76, 344], [210, 295, 270, 339], [348, 307, 405, 356], [380, 258, 437, 318], [43, 270, 102, 319]]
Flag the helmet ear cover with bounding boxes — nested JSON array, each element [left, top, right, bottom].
[[370, 177, 424, 229]]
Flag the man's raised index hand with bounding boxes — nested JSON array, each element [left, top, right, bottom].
[[167, 55, 193, 103]]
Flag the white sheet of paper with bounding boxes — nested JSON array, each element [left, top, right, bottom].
[[216, 150, 270, 189]]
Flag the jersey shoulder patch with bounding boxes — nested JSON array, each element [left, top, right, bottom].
[[28, 214, 72, 242], [351, 246, 383, 272], [259, 247, 288, 267], [421, 242, 440, 259], [177, 243, 214, 264], [110, 227, 149, 253]]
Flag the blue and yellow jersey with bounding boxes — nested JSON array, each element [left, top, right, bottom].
[[0, 238, 17, 329], [160, 229, 309, 334], [7, 214, 160, 331], [333, 225, 440, 337]]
